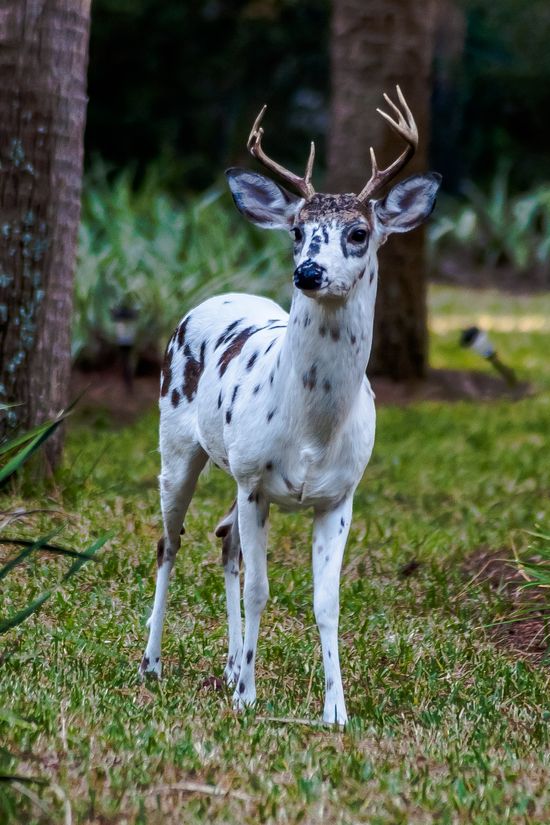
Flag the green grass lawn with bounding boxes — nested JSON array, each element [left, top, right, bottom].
[[1, 285, 549, 824]]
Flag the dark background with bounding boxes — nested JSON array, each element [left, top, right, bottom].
[[86, 0, 550, 194]]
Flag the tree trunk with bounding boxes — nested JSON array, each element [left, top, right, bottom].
[[0, 0, 91, 468], [327, 0, 438, 379]]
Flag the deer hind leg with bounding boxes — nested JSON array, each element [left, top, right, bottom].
[[232, 485, 270, 710], [139, 440, 207, 678], [215, 499, 243, 686]]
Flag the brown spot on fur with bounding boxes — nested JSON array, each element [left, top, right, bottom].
[[302, 364, 317, 390], [319, 325, 327, 337], [218, 327, 256, 376], [330, 327, 340, 342], [323, 379, 331, 392], [215, 318, 243, 350], [216, 500, 239, 567], [182, 341, 206, 402], [177, 316, 189, 349], [171, 388, 180, 407], [157, 537, 165, 567], [140, 655, 150, 672], [160, 345, 173, 397]]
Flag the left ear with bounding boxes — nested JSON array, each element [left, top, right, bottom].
[[373, 172, 442, 236]]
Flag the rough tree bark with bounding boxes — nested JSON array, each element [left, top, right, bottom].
[[327, 0, 439, 379], [0, 0, 91, 468]]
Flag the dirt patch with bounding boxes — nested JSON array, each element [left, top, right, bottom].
[[433, 255, 550, 293], [71, 365, 532, 424], [71, 367, 160, 426], [372, 368, 531, 405], [463, 547, 549, 664]]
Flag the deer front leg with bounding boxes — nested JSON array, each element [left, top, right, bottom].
[[312, 496, 353, 726], [233, 485, 269, 710]]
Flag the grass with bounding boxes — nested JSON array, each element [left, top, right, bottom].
[[1, 284, 550, 823]]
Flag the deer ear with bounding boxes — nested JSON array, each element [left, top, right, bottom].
[[373, 173, 442, 236], [226, 168, 303, 229]]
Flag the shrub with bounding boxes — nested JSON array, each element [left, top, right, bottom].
[[428, 162, 550, 283], [74, 163, 290, 365]]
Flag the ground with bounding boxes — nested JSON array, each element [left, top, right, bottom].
[[1, 285, 549, 824]]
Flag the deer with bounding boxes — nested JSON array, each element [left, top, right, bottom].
[[139, 87, 441, 725]]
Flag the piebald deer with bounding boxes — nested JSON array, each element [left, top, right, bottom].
[[140, 88, 441, 724]]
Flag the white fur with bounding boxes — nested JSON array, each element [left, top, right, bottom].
[[140, 170, 440, 725]]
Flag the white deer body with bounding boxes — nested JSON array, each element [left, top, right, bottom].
[[140, 89, 441, 724]]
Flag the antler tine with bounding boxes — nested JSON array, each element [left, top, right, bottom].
[[246, 105, 316, 200], [357, 86, 419, 203]]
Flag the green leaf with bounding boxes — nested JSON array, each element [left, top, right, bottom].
[[0, 537, 102, 564], [0, 527, 66, 581], [0, 532, 111, 633], [0, 590, 52, 634], [0, 421, 62, 485]]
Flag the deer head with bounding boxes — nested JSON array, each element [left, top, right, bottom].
[[227, 87, 441, 301]]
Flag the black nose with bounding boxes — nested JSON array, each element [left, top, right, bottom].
[[293, 260, 325, 290]]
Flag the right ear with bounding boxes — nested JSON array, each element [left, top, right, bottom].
[[226, 168, 303, 229]]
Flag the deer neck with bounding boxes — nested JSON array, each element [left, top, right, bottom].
[[276, 260, 378, 442]]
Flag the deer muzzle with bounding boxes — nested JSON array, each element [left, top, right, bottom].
[[293, 260, 325, 291]]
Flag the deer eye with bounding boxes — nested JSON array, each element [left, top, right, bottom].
[[291, 226, 303, 243], [349, 228, 368, 244]]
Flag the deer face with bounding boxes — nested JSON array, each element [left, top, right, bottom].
[[226, 170, 441, 302]]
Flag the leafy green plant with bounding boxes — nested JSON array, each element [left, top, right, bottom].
[[0, 412, 68, 487], [428, 161, 550, 277], [74, 162, 290, 364]]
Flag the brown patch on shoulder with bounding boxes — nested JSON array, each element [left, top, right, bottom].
[[217, 326, 256, 377], [160, 345, 173, 397], [182, 341, 206, 402]]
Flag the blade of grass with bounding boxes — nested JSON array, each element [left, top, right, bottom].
[[0, 421, 63, 485], [0, 591, 53, 634], [0, 527, 66, 580], [0, 532, 111, 633], [62, 531, 112, 580], [0, 537, 102, 563]]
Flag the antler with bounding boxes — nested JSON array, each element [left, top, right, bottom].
[[357, 86, 418, 203], [247, 105, 316, 200]]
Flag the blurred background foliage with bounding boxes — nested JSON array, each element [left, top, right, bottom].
[[87, 0, 550, 192], [73, 0, 550, 363]]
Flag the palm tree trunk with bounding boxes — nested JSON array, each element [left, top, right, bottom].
[[327, 0, 438, 379], [0, 0, 91, 468]]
